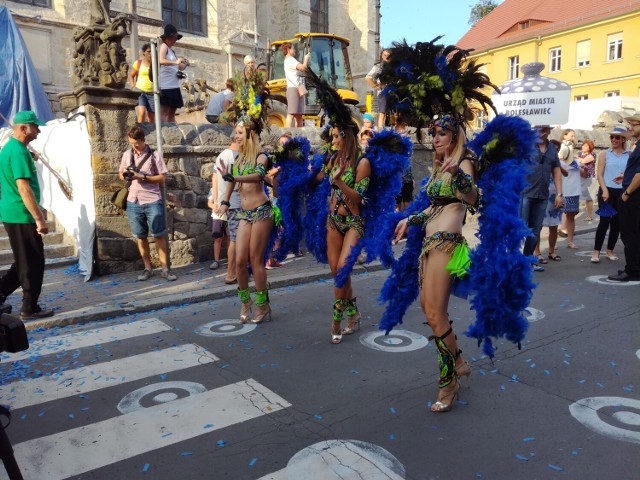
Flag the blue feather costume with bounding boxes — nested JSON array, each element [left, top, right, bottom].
[[377, 115, 538, 358]]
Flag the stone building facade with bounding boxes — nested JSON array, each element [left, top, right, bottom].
[[9, 0, 380, 116]]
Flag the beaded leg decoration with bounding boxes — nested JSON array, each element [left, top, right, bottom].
[[342, 297, 361, 335], [331, 299, 348, 344], [238, 288, 253, 323], [252, 289, 271, 324], [429, 327, 460, 413]]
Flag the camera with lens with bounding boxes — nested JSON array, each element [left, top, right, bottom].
[[123, 165, 140, 180], [176, 71, 187, 80]]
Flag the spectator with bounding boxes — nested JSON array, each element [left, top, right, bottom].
[[558, 129, 581, 249], [577, 140, 597, 222], [608, 116, 640, 281], [215, 141, 241, 284], [119, 126, 176, 282], [282, 42, 309, 128], [362, 112, 375, 130], [205, 78, 234, 124], [158, 24, 188, 123], [365, 49, 391, 129], [129, 43, 155, 123], [207, 177, 228, 271], [520, 126, 564, 272], [244, 55, 256, 79], [358, 127, 374, 151], [0, 111, 54, 319]]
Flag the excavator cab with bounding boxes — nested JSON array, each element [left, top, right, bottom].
[[267, 33, 361, 127]]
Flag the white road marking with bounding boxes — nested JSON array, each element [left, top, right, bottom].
[[586, 275, 640, 286], [1, 317, 171, 362], [0, 344, 217, 409], [569, 396, 640, 444], [9, 379, 291, 480], [258, 439, 406, 479], [195, 319, 257, 337], [360, 329, 429, 353]]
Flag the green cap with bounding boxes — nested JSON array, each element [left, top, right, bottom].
[[13, 111, 46, 126]]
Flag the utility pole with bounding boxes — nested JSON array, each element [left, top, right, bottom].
[[128, 0, 139, 58]]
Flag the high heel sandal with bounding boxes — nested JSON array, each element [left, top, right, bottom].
[[239, 299, 253, 323], [341, 297, 361, 335], [331, 322, 343, 344], [455, 359, 471, 388], [331, 299, 347, 344], [431, 377, 460, 413], [252, 302, 271, 324]]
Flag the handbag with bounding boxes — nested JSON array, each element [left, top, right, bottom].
[[111, 148, 155, 210]]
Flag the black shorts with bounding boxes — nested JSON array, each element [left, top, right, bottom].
[[160, 88, 184, 109]]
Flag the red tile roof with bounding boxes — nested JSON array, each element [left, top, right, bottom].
[[457, 0, 640, 52]]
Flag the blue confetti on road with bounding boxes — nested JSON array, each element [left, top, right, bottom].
[[203, 424, 214, 429], [249, 458, 257, 467], [523, 437, 535, 442], [548, 464, 563, 471], [217, 440, 226, 447], [389, 407, 396, 414], [180, 452, 193, 456], [389, 434, 395, 440], [142, 463, 150, 472], [314, 414, 323, 420], [515, 454, 528, 461]]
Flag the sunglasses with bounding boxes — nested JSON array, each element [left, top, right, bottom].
[[610, 135, 624, 140]]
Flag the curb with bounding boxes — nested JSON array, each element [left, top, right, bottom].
[[24, 262, 389, 331]]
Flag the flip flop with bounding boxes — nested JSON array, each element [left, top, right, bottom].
[[537, 255, 549, 264], [224, 277, 238, 284], [606, 254, 619, 261], [548, 253, 562, 261]]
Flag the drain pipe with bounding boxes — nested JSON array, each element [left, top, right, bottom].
[[375, 0, 381, 57]]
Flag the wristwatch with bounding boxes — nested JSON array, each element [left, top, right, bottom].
[[556, 193, 563, 197]]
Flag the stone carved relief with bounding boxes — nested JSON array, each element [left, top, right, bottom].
[[72, 3, 131, 89]]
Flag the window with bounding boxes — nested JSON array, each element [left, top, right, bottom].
[[549, 47, 561, 72], [607, 33, 622, 61], [12, 0, 50, 5], [162, 0, 206, 35], [605, 91, 620, 97], [311, 0, 329, 33], [508, 56, 519, 80], [575, 95, 588, 101], [576, 40, 590, 67], [519, 21, 530, 29]]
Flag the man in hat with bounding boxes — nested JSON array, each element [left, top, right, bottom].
[[608, 116, 640, 281], [0, 111, 54, 319], [520, 125, 564, 272]]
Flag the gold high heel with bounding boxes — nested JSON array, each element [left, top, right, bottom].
[[331, 321, 343, 344], [252, 302, 271, 324], [239, 299, 253, 323], [341, 311, 361, 335], [455, 359, 471, 388], [431, 377, 460, 413]]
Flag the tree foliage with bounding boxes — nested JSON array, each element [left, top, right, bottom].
[[468, 0, 499, 26]]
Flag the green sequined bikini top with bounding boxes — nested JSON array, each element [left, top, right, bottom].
[[232, 152, 269, 177], [425, 168, 456, 199]]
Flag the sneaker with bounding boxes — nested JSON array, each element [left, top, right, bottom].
[[161, 269, 177, 282], [20, 305, 54, 320], [210, 261, 220, 270], [533, 264, 545, 272], [138, 269, 153, 281]]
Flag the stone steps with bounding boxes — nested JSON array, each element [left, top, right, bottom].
[[0, 213, 78, 271]]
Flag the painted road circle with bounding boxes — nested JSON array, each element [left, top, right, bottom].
[[360, 329, 429, 353], [586, 275, 640, 286], [195, 319, 257, 337], [524, 307, 545, 322], [285, 439, 405, 479], [569, 396, 640, 444], [117, 381, 207, 414]]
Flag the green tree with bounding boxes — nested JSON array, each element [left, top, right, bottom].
[[468, 0, 499, 26]]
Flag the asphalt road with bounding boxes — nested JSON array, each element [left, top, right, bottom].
[[1, 230, 638, 480]]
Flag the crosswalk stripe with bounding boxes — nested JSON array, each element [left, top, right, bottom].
[[0, 343, 217, 409], [1, 318, 171, 363], [8, 379, 291, 480]]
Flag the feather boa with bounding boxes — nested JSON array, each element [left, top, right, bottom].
[[377, 179, 430, 333], [334, 129, 413, 287], [271, 137, 312, 261], [464, 114, 538, 357], [302, 148, 331, 264]]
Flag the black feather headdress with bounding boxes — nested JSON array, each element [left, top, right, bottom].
[[303, 68, 358, 136], [219, 69, 270, 135], [379, 37, 498, 142]]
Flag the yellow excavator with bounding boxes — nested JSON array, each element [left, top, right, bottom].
[[267, 33, 362, 128]]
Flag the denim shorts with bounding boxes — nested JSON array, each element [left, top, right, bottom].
[[138, 92, 155, 113], [127, 200, 167, 238]]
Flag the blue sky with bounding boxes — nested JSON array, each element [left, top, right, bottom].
[[380, 0, 504, 47]]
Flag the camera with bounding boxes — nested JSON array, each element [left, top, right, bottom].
[[123, 166, 139, 180], [176, 71, 187, 80]]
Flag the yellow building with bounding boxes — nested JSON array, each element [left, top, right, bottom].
[[457, 0, 640, 129]]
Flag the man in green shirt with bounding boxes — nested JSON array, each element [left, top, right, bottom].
[[0, 111, 54, 319]]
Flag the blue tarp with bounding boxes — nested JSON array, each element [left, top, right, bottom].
[[0, 6, 54, 125]]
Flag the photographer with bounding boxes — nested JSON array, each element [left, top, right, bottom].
[[158, 24, 188, 123], [119, 126, 177, 282]]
